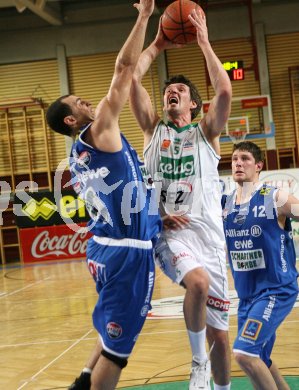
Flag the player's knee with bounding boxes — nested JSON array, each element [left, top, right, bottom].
[[101, 349, 128, 369], [234, 351, 245, 367], [207, 329, 229, 352], [234, 351, 253, 371], [184, 268, 209, 296]]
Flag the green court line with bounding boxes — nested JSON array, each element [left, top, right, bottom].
[[122, 376, 299, 389]]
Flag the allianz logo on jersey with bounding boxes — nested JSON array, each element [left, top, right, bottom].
[[159, 155, 195, 180], [226, 229, 250, 238], [226, 225, 262, 238]]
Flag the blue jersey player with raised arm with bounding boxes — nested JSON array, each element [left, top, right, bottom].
[[222, 141, 298, 390], [46, 1, 161, 389]]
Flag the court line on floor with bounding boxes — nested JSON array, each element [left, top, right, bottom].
[[3, 317, 299, 350], [0, 293, 96, 304], [0, 277, 51, 298], [0, 329, 187, 349], [17, 328, 94, 390]]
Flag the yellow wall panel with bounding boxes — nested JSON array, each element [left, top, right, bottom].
[[267, 32, 299, 149], [68, 53, 161, 157], [0, 60, 65, 176]]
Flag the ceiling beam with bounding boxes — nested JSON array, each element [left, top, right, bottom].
[[16, 0, 62, 25]]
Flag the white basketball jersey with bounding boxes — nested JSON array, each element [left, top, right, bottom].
[[144, 120, 225, 248]]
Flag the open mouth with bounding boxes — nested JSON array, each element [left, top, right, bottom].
[[168, 96, 178, 104]]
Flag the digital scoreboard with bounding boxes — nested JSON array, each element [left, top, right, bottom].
[[222, 60, 244, 81]]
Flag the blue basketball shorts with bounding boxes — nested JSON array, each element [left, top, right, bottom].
[[86, 236, 155, 358], [233, 287, 298, 367]]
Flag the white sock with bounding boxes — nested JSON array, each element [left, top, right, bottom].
[[188, 328, 207, 362], [82, 367, 92, 374], [214, 384, 231, 390]]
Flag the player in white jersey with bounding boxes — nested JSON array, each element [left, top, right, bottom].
[[130, 8, 232, 390]]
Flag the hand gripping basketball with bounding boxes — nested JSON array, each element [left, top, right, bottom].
[[161, 0, 205, 44]]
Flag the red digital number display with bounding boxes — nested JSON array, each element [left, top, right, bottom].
[[232, 68, 244, 80], [227, 68, 245, 81]]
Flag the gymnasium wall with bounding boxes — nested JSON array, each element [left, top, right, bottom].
[[1, 1, 299, 64], [1, 2, 298, 161], [267, 32, 299, 150]]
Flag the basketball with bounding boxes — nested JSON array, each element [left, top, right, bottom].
[[161, 0, 204, 44]]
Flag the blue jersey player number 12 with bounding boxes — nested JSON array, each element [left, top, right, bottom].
[[222, 141, 298, 390]]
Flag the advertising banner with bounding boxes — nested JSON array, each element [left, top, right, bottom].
[[19, 223, 92, 263], [14, 190, 89, 228]]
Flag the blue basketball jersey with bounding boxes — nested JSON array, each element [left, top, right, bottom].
[[70, 125, 162, 240], [222, 184, 298, 299]]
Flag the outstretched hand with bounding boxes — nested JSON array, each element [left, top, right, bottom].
[[188, 8, 209, 46], [133, 0, 155, 18]]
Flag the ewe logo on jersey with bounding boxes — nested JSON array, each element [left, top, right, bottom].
[[159, 155, 194, 180]]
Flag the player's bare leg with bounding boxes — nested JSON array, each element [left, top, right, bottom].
[[91, 355, 122, 390], [234, 353, 278, 390], [270, 361, 290, 390], [183, 268, 211, 390], [85, 338, 102, 371], [207, 326, 231, 388], [183, 268, 209, 332], [68, 338, 102, 390]]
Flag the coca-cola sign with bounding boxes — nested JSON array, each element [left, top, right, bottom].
[[20, 224, 92, 263]]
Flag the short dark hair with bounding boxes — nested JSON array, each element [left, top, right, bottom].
[[46, 95, 73, 137], [233, 141, 264, 163], [163, 75, 202, 120]]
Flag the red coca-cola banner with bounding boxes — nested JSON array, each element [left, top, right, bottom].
[[19, 223, 92, 263]]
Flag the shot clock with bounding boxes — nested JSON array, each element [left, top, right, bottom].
[[222, 60, 245, 81]]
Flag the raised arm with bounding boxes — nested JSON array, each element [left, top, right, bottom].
[[189, 9, 232, 144], [130, 19, 181, 147], [87, 0, 155, 151]]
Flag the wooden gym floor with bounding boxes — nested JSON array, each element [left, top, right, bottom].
[[0, 259, 298, 390]]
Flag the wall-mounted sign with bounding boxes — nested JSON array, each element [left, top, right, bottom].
[[14, 190, 89, 228], [19, 223, 92, 263]]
